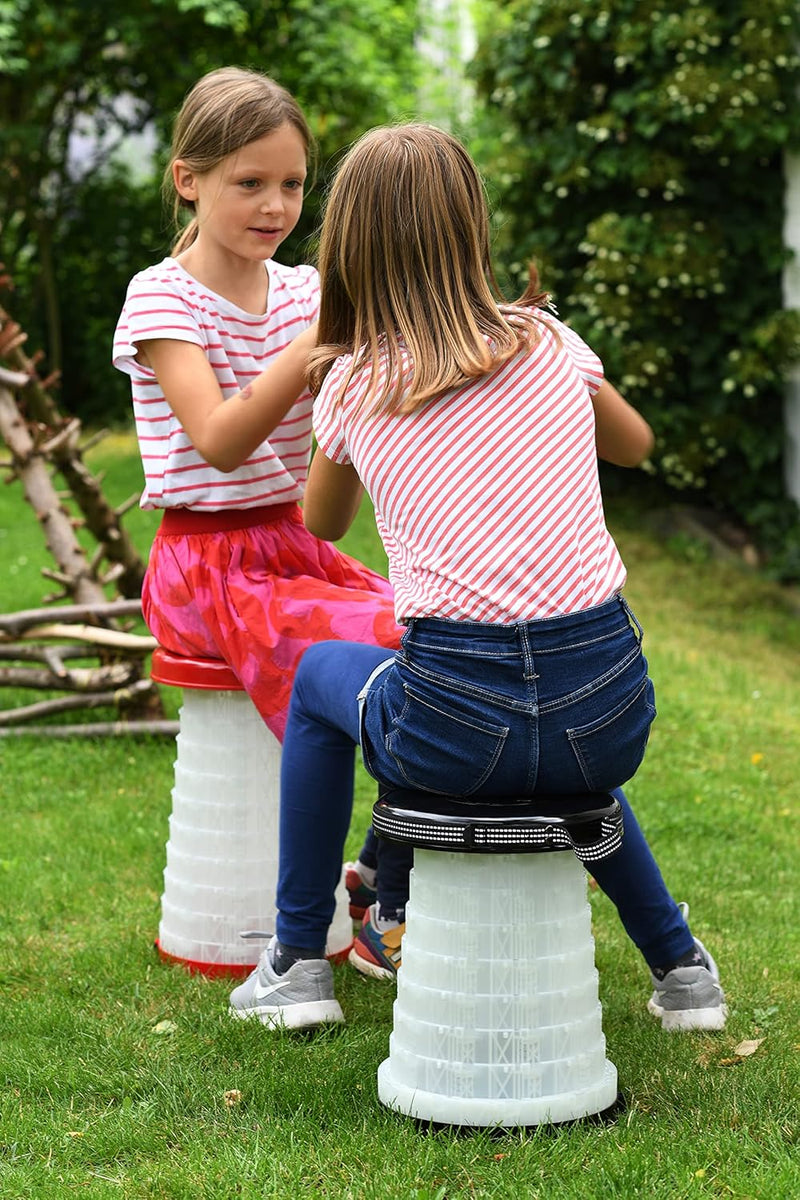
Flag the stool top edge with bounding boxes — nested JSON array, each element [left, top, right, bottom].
[[151, 647, 244, 691], [375, 788, 619, 825]]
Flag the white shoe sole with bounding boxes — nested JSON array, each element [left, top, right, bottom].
[[348, 944, 397, 982], [647, 997, 728, 1032], [228, 999, 344, 1029]]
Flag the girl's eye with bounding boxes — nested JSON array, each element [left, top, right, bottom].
[[239, 179, 260, 190], [284, 180, 303, 192]]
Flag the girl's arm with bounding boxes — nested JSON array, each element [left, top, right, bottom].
[[592, 379, 654, 467], [302, 448, 364, 541], [141, 323, 318, 473]]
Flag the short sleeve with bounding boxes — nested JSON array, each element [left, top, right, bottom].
[[277, 263, 321, 324], [550, 317, 604, 396], [312, 357, 354, 465], [112, 269, 204, 379]]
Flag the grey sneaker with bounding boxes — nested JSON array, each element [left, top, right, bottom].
[[647, 936, 727, 1032], [229, 937, 344, 1030]]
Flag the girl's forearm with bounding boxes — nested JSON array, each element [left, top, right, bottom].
[[201, 335, 311, 472], [592, 379, 654, 467], [303, 450, 364, 540]]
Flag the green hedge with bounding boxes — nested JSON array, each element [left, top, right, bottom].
[[474, 0, 800, 577]]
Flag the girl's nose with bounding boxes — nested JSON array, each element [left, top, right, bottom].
[[260, 189, 283, 215]]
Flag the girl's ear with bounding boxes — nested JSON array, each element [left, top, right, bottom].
[[173, 160, 199, 202]]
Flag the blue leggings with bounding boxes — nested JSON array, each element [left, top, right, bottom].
[[277, 640, 694, 969]]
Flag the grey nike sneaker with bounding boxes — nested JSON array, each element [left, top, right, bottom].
[[229, 937, 344, 1030], [647, 936, 727, 1032]]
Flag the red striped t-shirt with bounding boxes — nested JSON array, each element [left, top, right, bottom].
[[313, 315, 626, 622], [113, 257, 319, 510]]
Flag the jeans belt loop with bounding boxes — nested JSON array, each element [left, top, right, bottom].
[[619, 593, 643, 643]]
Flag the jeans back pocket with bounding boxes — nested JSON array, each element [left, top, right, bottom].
[[567, 676, 656, 792], [368, 680, 509, 797]]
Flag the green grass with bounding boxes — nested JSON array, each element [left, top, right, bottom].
[[1, 432, 798, 1198]]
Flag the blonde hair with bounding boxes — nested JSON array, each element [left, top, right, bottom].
[[309, 123, 549, 413], [164, 67, 313, 255]]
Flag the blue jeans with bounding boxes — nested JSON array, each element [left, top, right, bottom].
[[277, 596, 693, 967]]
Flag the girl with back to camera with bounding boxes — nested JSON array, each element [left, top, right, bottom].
[[229, 123, 727, 1034], [112, 68, 403, 747]]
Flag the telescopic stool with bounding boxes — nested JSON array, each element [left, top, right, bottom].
[[151, 647, 352, 976], [372, 787, 624, 1128]]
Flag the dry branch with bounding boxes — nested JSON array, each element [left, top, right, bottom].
[[13, 623, 156, 651], [1, 299, 166, 731], [0, 678, 156, 726], [0, 661, 139, 691], [0, 384, 107, 606], [0, 298, 146, 597], [0, 599, 145, 638], [0, 720, 179, 739], [0, 644, 89, 665]]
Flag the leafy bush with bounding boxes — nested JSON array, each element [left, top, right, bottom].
[[474, 0, 800, 577]]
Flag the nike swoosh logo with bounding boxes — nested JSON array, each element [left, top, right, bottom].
[[252, 977, 293, 1003]]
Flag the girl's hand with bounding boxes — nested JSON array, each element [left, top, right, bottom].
[[591, 380, 654, 467]]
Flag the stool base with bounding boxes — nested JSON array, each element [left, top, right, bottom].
[[377, 1058, 619, 1128], [154, 940, 254, 979], [378, 848, 618, 1128], [155, 674, 352, 976]]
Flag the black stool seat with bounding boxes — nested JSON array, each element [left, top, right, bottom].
[[373, 787, 622, 864]]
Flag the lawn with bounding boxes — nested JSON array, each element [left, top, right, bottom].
[[0, 432, 798, 1199]]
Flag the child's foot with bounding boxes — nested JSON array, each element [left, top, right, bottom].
[[344, 860, 377, 921], [647, 937, 727, 1031], [228, 937, 344, 1030], [348, 903, 403, 980]]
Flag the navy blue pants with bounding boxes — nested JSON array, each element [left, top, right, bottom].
[[277, 596, 693, 968]]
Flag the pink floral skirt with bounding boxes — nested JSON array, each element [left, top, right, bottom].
[[142, 502, 402, 740]]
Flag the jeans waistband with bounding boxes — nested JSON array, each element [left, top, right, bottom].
[[405, 594, 637, 643], [155, 501, 299, 536]]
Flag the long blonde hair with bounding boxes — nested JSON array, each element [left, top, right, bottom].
[[309, 123, 549, 413], [164, 67, 313, 255]]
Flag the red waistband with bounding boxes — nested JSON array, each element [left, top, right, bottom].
[[155, 502, 299, 536]]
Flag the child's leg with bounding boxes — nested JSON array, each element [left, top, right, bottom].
[[591, 787, 695, 970], [275, 641, 395, 955], [376, 838, 414, 919], [361, 782, 693, 959], [357, 825, 379, 874], [352, 787, 699, 987], [348, 836, 413, 980], [592, 789, 727, 1030]]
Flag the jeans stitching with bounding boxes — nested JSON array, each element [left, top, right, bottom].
[[402, 659, 534, 713], [538, 643, 644, 714], [401, 643, 520, 659], [386, 686, 510, 795], [567, 678, 654, 789], [392, 684, 510, 736]]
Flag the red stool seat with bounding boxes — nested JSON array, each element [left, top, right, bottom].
[[151, 646, 242, 692]]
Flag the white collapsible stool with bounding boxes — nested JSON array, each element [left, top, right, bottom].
[[151, 647, 352, 977], [372, 788, 624, 1128]]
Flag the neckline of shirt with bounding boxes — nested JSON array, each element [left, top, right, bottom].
[[164, 256, 277, 321]]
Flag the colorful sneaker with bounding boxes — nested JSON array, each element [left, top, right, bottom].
[[344, 860, 377, 921], [647, 936, 727, 1032], [348, 904, 403, 981], [229, 937, 344, 1030]]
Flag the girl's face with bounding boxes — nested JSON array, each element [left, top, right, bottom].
[[174, 123, 307, 264]]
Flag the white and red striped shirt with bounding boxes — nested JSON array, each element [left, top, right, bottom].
[[313, 315, 626, 622], [113, 257, 319, 510]]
